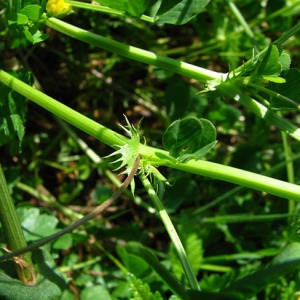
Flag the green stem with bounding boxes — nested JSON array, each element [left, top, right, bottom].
[[1, 69, 300, 200], [45, 17, 223, 83], [66, 1, 155, 23], [0, 157, 140, 262], [155, 153, 300, 201], [56, 117, 150, 211], [246, 81, 300, 110], [273, 21, 300, 47], [0, 164, 36, 284], [139, 171, 200, 291], [279, 112, 295, 217], [226, 0, 254, 40], [218, 81, 300, 142], [0, 69, 127, 148], [191, 153, 300, 216], [16, 182, 83, 220]]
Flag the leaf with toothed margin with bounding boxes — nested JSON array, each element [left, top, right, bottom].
[[106, 116, 140, 194]]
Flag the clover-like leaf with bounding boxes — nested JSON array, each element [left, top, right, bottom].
[[162, 117, 217, 163], [154, 0, 211, 25], [254, 45, 290, 83]]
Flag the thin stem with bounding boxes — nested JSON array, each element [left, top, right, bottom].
[[279, 112, 296, 218], [246, 81, 300, 110], [16, 182, 84, 220], [0, 164, 36, 284], [139, 171, 200, 291], [66, 1, 155, 23], [45, 17, 224, 83], [191, 153, 300, 216], [218, 81, 300, 142], [56, 117, 149, 211], [0, 156, 140, 262], [273, 22, 300, 47], [94, 241, 129, 274], [226, 0, 254, 41]]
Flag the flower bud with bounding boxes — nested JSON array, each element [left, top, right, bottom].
[[46, 0, 72, 17]]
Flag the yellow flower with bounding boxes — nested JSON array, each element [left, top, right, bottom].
[[46, 0, 72, 17]]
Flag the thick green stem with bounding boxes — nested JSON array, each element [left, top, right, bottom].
[[45, 17, 224, 83], [1, 69, 299, 200], [0, 164, 36, 284], [0, 69, 127, 148], [139, 172, 200, 291], [138, 146, 300, 202]]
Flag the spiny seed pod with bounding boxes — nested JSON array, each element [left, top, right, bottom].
[[46, 0, 72, 17]]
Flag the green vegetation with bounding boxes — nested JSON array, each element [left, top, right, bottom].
[[1, 0, 300, 299]]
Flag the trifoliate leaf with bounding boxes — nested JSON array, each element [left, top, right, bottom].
[[20, 5, 41, 21], [254, 45, 290, 82], [162, 117, 217, 163]]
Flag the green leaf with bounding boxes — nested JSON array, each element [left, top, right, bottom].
[[0, 249, 66, 300], [52, 233, 73, 250], [122, 242, 186, 298], [154, 0, 211, 25], [262, 76, 286, 83], [116, 244, 151, 278], [220, 243, 300, 299], [34, 31, 48, 44], [17, 207, 59, 241], [127, 273, 163, 300], [256, 45, 282, 77], [80, 286, 112, 300], [7, 13, 28, 25], [0, 69, 31, 154], [187, 244, 300, 299], [269, 68, 300, 110], [278, 52, 291, 71], [255, 45, 290, 82], [165, 82, 204, 121], [162, 117, 216, 162], [20, 5, 41, 21], [96, 0, 149, 17]]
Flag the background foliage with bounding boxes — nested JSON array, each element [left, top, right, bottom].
[[1, 0, 300, 299]]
